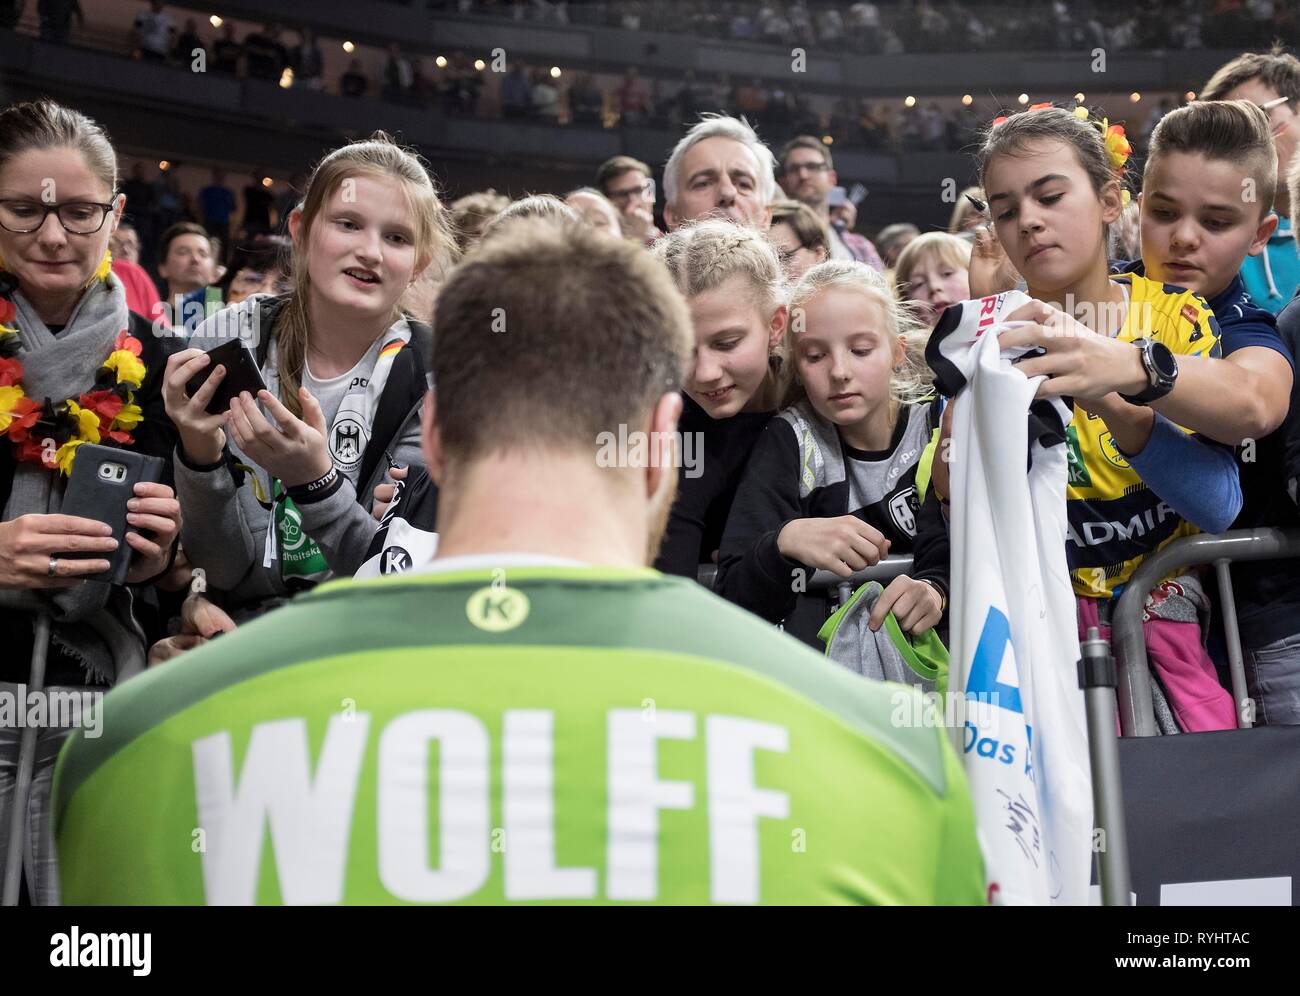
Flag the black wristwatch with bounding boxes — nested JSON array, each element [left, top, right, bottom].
[[1119, 338, 1178, 405]]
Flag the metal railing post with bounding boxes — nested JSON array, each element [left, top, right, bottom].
[[1110, 528, 1300, 735], [1213, 558, 1253, 729]]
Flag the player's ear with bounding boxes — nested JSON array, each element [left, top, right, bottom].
[[646, 391, 682, 501], [422, 388, 445, 484]]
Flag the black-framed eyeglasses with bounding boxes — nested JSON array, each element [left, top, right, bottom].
[[606, 177, 655, 205], [783, 161, 830, 176], [0, 199, 117, 235]]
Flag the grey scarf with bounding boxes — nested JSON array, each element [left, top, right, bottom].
[[0, 275, 146, 685]]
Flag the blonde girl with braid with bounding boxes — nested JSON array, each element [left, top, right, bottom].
[[651, 219, 789, 576], [161, 132, 454, 618], [716, 260, 950, 648]]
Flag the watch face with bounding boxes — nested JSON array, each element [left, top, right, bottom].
[[1149, 341, 1178, 380]]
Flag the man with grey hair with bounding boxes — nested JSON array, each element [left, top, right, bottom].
[[662, 114, 776, 231]]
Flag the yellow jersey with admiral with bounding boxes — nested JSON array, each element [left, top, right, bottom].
[[1065, 272, 1221, 597]]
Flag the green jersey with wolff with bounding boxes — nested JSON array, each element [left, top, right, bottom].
[[53, 564, 984, 905]]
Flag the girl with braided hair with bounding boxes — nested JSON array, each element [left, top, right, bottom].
[[714, 261, 950, 648], [651, 219, 789, 576]]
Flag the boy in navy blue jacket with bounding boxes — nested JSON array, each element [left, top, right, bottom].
[[1123, 100, 1300, 723]]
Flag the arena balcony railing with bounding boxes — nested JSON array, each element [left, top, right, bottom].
[[86, 0, 1260, 100]]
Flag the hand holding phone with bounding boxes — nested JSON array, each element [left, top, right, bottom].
[[162, 347, 238, 466], [184, 339, 267, 416], [59, 444, 166, 585]]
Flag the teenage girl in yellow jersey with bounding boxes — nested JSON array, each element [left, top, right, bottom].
[[970, 105, 1238, 732]]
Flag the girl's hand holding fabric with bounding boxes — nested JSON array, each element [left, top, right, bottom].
[[226, 387, 333, 488], [867, 575, 944, 635], [162, 348, 229, 466], [124, 482, 181, 583], [997, 299, 1146, 402], [0, 513, 118, 588]]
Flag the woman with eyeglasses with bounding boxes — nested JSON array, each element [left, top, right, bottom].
[[0, 99, 182, 904], [768, 199, 830, 281], [216, 239, 293, 306]]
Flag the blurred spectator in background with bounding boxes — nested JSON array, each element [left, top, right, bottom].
[[570, 72, 605, 125], [110, 219, 142, 265], [947, 186, 985, 235], [172, 15, 203, 66], [734, 77, 769, 121], [340, 58, 370, 98], [777, 135, 879, 265], [920, 103, 947, 150], [198, 167, 236, 247], [156, 220, 216, 324], [596, 154, 660, 243], [276, 172, 305, 232], [449, 189, 511, 252], [410, 57, 437, 103], [37, 0, 83, 44], [480, 193, 579, 240], [109, 220, 163, 318], [121, 160, 156, 263], [565, 187, 622, 236], [709, 73, 733, 114], [383, 42, 415, 103], [828, 196, 885, 271], [112, 252, 163, 320], [817, 4, 845, 45], [847, 1, 881, 48], [243, 22, 289, 82], [875, 221, 920, 270], [532, 66, 562, 121], [212, 20, 242, 75], [444, 51, 482, 115], [501, 61, 533, 118], [617, 67, 652, 125], [293, 26, 324, 90], [674, 70, 706, 126], [131, 0, 173, 63], [236, 170, 275, 239], [1142, 96, 1177, 149], [1113, 197, 1142, 262], [151, 163, 185, 231], [768, 199, 830, 281], [216, 239, 291, 306], [894, 230, 972, 328]]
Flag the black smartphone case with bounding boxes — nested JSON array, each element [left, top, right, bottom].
[[185, 339, 268, 415], [59, 444, 166, 585]]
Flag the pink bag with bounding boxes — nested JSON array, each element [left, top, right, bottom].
[[1077, 596, 1236, 734]]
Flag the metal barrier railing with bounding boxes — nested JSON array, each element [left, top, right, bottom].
[[1111, 527, 1300, 737], [697, 555, 915, 604]]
